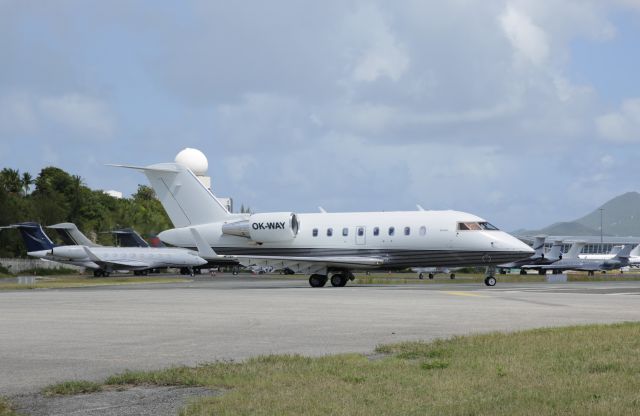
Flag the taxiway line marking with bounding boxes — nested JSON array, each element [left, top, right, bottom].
[[443, 291, 489, 298]]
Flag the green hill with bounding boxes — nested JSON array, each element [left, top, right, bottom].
[[517, 191, 640, 237], [574, 192, 640, 236]]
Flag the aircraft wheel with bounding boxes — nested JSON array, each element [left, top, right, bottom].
[[93, 270, 102, 277], [538, 269, 546, 275], [520, 269, 527, 275], [484, 276, 496, 286], [450, 273, 455, 279], [418, 273, 424, 280], [588, 271, 594, 276], [428, 273, 434, 279], [309, 274, 327, 287], [330, 273, 348, 287], [500, 269, 507, 274]]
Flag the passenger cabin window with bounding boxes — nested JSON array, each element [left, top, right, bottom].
[[373, 227, 379, 236], [457, 222, 499, 231], [388, 226, 395, 236], [419, 226, 426, 236], [404, 227, 410, 236], [312, 228, 318, 237], [342, 227, 349, 236], [358, 227, 364, 237], [327, 228, 333, 237]]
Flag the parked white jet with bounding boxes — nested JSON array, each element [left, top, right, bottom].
[[3, 222, 207, 276], [114, 162, 533, 287]]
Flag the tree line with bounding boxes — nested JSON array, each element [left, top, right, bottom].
[[0, 166, 172, 257]]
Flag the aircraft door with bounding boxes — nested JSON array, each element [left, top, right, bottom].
[[356, 226, 366, 245]]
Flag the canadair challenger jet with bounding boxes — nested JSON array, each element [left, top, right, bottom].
[[114, 162, 533, 287]]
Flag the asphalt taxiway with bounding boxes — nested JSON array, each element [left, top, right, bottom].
[[1, 276, 639, 396]]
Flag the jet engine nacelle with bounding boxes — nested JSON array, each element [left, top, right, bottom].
[[51, 246, 88, 260], [222, 212, 299, 243]]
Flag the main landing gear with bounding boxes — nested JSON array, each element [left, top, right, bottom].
[[93, 269, 110, 277], [484, 266, 497, 287], [308, 272, 354, 288]]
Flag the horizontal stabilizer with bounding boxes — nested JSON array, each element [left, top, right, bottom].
[[112, 162, 232, 227], [106, 164, 180, 173]]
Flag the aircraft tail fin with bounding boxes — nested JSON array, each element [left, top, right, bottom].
[[47, 223, 100, 247], [547, 240, 563, 260], [112, 228, 149, 247], [565, 241, 586, 259], [111, 163, 233, 228], [6, 222, 56, 252], [531, 236, 546, 258], [613, 244, 635, 259]]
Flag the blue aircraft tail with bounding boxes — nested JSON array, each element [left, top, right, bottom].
[[11, 222, 56, 252]]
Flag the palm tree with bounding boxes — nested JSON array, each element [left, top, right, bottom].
[[0, 168, 22, 194], [21, 172, 33, 196]]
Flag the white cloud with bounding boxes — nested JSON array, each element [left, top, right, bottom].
[[38, 94, 115, 139], [499, 4, 550, 67], [597, 98, 640, 142], [0, 92, 37, 134], [346, 4, 410, 83], [0, 92, 115, 140]]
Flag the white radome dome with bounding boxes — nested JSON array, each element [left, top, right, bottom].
[[175, 148, 208, 175]]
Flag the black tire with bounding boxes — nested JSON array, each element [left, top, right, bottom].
[[330, 274, 347, 287], [450, 273, 455, 279], [309, 274, 327, 287], [418, 273, 424, 280], [428, 273, 434, 279], [484, 276, 496, 286], [93, 270, 102, 277], [520, 269, 527, 275], [538, 269, 546, 275]]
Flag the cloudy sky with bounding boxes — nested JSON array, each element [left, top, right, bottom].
[[1, 0, 640, 230]]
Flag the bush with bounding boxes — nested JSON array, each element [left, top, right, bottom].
[[0, 264, 12, 276], [20, 267, 80, 276]]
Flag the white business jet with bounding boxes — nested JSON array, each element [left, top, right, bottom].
[[114, 162, 533, 287], [2, 222, 207, 277]]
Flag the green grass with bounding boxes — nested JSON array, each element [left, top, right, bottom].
[[0, 397, 20, 416], [43, 322, 640, 415], [43, 380, 102, 396], [0, 275, 190, 290]]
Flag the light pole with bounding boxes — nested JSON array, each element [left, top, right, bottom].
[[599, 208, 603, 245]]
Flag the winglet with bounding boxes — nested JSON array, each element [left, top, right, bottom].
[[82, 246, 102, 262], [189, 228, 219, 260], [416, 204, 425, 211]]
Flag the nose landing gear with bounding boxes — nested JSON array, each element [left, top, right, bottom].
[[484, 266, 497, 286]]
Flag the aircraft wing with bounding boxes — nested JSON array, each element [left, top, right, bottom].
[[81, 247, 150, 270], [225, 255, 386, 275], [188, 228, 385, 274]]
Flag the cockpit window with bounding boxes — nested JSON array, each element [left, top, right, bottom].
[[479, 222, 499, 230], [458, 222, 499, 231]]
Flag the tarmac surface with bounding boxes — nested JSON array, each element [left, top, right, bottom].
[[2, 275, 640, 400]]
